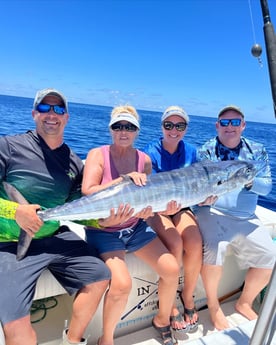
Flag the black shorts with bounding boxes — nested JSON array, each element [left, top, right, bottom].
[[0, 229, 110, 325]]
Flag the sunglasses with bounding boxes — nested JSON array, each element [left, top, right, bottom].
[[111, 122, 138, 132], [36, 103, 66, 115], [219, 119, 242, 127], [163, 121, 187, 132]]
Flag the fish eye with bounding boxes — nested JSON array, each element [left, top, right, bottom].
[[245, 167, 252, 175]]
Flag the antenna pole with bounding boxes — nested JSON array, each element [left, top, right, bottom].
[[260, 0, 276, 118]]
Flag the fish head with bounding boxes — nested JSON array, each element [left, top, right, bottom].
[[214, 160, 265, 192], [226, 160, 264, 182]]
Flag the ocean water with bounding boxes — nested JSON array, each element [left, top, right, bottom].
[[0, 94, 275, 211]]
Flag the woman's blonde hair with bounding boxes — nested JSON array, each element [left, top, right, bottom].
[[111, 105, 139, 122]]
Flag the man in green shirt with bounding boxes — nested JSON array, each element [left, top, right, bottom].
[[0, 88, 111, 345]]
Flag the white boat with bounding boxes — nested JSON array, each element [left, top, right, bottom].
[[0, 204, 275, 345], [1, 0, 276, 343]]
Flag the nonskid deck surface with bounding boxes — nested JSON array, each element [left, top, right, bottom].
[[31, 294, 267, 345]]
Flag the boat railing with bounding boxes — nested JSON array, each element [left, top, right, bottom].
[[249, 262, 276, 345]]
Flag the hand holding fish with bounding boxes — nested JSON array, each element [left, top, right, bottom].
[[15, 204, 43, 237], [134, 205, 154, 220], [244, 182, 253, 190], [158, 200, 182, 216], [99, 203, 135, 227], [198, 195, 218, 206], [123, 172, 147, 186]]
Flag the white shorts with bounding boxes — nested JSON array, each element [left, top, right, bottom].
[[195, 207, 276, 269]]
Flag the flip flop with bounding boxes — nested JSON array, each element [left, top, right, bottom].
[[184, 306, 199, 333], [179, 295, 199, 333], [152, 319, 177, 345], [169, 312, 190, 333]]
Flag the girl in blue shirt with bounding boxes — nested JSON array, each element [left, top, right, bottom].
[[144, 106, 202, 333]]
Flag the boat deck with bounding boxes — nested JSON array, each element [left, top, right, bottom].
[[0, 205, 274, 345], [30, 293, 276, 345], [115, 298, 256, 345]]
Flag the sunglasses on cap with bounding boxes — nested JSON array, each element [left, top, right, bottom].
[[36, 103, 66, 115], [219, 119, 242, 127], [111, 122, 138, 132], [163, 121, 187, 132]]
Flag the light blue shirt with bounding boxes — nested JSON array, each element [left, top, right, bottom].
[[197, 137, 272, 218]]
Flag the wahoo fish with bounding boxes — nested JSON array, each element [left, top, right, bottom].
[[3, 160, 263, 260], [22, 160, 265, 221]]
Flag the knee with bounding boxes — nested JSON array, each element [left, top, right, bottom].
[[4, 316, 36, 343], [83, 278, 110, 293], [158, 253, 179, 279], [108, 276, 132, 298]]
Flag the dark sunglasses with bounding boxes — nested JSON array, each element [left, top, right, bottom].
[[219, 119, 242, 127], [163, 121, 187, 132], [111, 122, 138, 132], [36, 103, 66, 115]]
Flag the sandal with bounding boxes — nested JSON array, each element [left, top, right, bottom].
[[169, 312, 190, 333], [184, 306, 199, 333], [152, 319, 177, 345]]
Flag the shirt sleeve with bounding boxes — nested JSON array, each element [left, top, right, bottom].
[[196, 139, 215, 161], [0, 198, 18, 219], [250, 145, 272, 196]]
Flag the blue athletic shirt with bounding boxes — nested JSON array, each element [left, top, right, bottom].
[[143, 138, 197, 173]]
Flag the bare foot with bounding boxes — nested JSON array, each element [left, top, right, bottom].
[[209, 305, 230, 330], [97, 336, 114, 345], [235, 301, 258, 320]]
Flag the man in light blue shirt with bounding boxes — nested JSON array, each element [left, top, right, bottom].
[[195, 105, 275, 330]]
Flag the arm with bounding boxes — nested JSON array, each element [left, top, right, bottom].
[[81, 148, 131, 227], [143, 140, 160, 174], [248, 146, 272, 196], [0, 197, 43, 237], [82, 148, 124, 196], [132, 153, 153, 219], [144, 154, 152, 175]]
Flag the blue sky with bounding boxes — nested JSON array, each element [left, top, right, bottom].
[[1, 0, 276, 123]]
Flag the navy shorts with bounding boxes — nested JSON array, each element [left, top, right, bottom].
[[86, 219, 157, 254], [0, 227, 110, 325]]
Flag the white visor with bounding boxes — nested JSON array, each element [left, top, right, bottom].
[[109, 113, 140, 129]]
